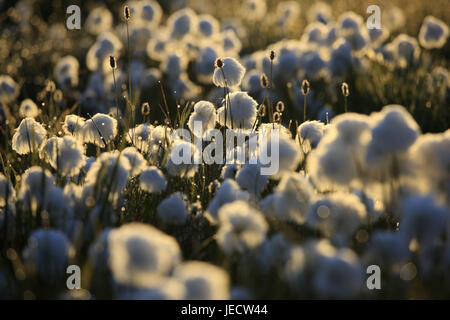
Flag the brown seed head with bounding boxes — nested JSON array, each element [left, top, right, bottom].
[[124, 5, 131, 20], [141, 102, 150, 116], [110, 56, 117, 69], [258, 104, 266, 117], [276, 101, 285, 113], [260, 73, 269, 88], [270, 50, 275, 61], [53, 89, 63, 102], [45, 80, 56, 93], [273, 111, 281, 122], [215, 57, 224, 69], [341, 82, 349, 97], [301, 79, 310, 95]]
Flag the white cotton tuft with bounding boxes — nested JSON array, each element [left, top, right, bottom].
[[140, 0, 163, 26], [19, 99, 40, 118], [157, 192, 189, 225], [296, 120, 326, 153], [53, 56, 80, 89], [419, 16, 449, 49], [307, 141, 358, 190], [18, 167, 55, 208], [206, 179, 250, 223], [174, 261, 230, 300], [108, 223, 181, 287], [86, 32, 122, 71], [170, 73, 202, 101], [312, 248, 363, 299], [363, 231, 410, 267], [306, 192, 368, 240], [161, 52, 188, 81], [22, 229, 74, 284], [167, 8, 198, 40], [221, 163, 240, 180], [127, 123, 154, 153], [331, 113, 372, 148], [399, 195, 448, 247], [328, 38, 353, 77], [79, 113, 118, 148], [259, 134, 303, 179], [139, 166, 167, 194], [121, 147, 146, 177], [261, 172, 315, 224], [217, 91, 257, 129], [63, 114, 85, 136], [366, 105, 420, 164], [257, 233, 292, 273], [195, 46, 221, 84], [391, 34, 421, 67], [410, 131, 450, 198], [235, 163, 269, 196], [198, 14, 220, 38], [307, 113, 371, 190], [149, 125, 172, 150], [165, 140, 200, 178], [85, 151, 131, 197], [146, 30, 171, 62], [39, 135, 85, 177], [213, 57, 246, 88], [258, 123, 292, 139], [217, 200, 268, 254], [85, 7, 113, 35], [218, 29, 242, 56], [12, 118, 47, 155], [188, 100, 217, 138], [0, 75, 20, 104], [337, 11, 369, 52]]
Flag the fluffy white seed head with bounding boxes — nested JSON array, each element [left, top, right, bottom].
[[0, 75, 20, 104], [63, 114, 85, 136], [366, 105, 420, 164], [19, 99, 40, 118], [419, 16, 449, 49], [206, 179, 250, 223], [108, 223, 181, 287], [188, 100, 217, 138], [12, 118, 47, 155], [157, 192, 189, 224], [80, 113, 118, 148], [306, 193, 368, 239], [174, 261, 230, 300], [139, 166, 167, 193], [121, 147, 146, 177], [39, 136, 85, 177], [217, 91, 257, 129], [217, 200, 268, 254], [22, 229, 74, 284], [213, 57, 246, 88]]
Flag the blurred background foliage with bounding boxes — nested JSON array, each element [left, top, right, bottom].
[[0, 0, 448, 134]]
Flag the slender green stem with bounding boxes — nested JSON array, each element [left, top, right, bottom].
[[303, 96, 307, 122], [269, 61, 274, 123], [112, 68, 119, 121], [126, 21, 134, 142]]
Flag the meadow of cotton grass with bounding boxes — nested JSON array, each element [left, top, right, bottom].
[[0, 0, 449, 300]]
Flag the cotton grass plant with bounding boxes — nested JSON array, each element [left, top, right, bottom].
[[0, 0, 449, 300]]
